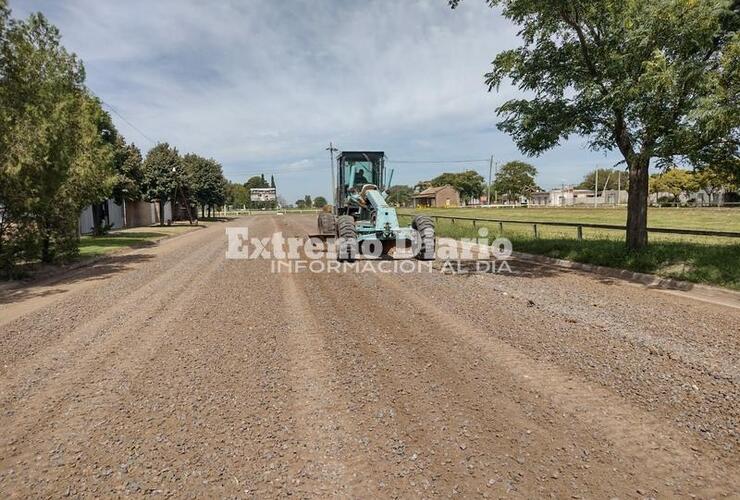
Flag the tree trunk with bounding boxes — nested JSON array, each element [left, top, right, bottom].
[[626, 158, 649, 250], [201, 206, 205, 218], [159, 200, 165, 226], [41, 226, 52, 263]]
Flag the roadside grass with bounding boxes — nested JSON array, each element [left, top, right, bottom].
[[401, 206, 740, 231], [398, 209, 740, 290], [79, 225, 200, 257]]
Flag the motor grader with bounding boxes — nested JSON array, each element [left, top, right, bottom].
[[316, 151, 435, 261]]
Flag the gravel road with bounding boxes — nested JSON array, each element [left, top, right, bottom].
[[1, 214, 738, 497]]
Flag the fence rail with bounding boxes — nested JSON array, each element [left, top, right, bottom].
[[397, 212, 740, 240]]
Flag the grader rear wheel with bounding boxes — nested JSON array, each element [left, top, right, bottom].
[[318, 213, 336, 235], [336, 215, 358, 262]]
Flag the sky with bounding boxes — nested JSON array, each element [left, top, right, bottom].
[[14, 0, 622, 202]]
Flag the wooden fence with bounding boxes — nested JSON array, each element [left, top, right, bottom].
[[398, 212, 740, 240]]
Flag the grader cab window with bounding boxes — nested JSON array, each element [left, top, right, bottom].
[[347, 161, 374, 188]]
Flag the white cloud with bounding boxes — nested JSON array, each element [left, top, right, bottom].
[[13, 0, 620, 199]]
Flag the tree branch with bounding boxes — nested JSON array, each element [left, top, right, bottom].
[[557, 4, 609, 96]]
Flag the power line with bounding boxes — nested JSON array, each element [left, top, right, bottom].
[[101, 101, 157, 145], [386, 159, 490, 164], [226, 156, 493, 177]]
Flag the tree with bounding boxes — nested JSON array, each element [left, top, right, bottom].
[[0, 10, 116, 265], [430, 170, 485, 201], [492, 161, 539, 201], [577, 167, 628, 192], [111, 137, 143, 204], [452, 0, 740, 249], [649, 168, 699, 203], [183, 154, 227, 217], [387, 185, 415, 207], [225, 182, 249, 208], [313, 196, 328, 208], [695, 166, 735, 205], [270, 174, 276, 189], [303, 195, 312, 208], [295, 199, 307, 209], [142, 143, 182, 225]]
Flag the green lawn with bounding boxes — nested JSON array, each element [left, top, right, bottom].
[[398, 207, 740, 290], [79, 225, 200, 257], [402, 206, 740, 231]]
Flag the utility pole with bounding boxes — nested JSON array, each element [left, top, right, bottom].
[[487, 155, 493, 206], [594, 169, 599, 208], [494, 160, 499, 204], [326, 142, 338, 207]]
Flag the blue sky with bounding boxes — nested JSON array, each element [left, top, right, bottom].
[[14, 0, 622, 202]]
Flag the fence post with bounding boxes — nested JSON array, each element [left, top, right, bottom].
[[533, 224, 538, 238], [499, 222, 503, 234], [451, 218, 455, 224], [472, 219, 477, 228], [577, 225, 583, 241]]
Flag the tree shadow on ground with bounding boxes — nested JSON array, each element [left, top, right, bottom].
[[0, 253, 155, 305]]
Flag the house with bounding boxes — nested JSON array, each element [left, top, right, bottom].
[[79, 199, 172, 235], [530, 191, 550, 206], [412, 185, 460, 208], [528, 186, 628, 206]]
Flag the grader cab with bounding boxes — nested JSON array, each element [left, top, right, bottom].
[[316, 151, 435, 261]]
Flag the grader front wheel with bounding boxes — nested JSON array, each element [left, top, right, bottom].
[[412, 215, 435, 260]]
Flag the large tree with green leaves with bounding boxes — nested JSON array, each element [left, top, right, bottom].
[[492, 161, 539, 201], [0, 9, 116, 265], [225, 181, 249, 208], [183, 153, 227, 217], [451, 0, 739, 249], [111, 137, 143, 204], [695, 165, 736, 205], [649, 168, 699, 203], [142, 143, 182, 225]]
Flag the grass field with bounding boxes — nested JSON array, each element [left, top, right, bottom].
[[79, 225, 200, 257], [398, 207, 740, 290]]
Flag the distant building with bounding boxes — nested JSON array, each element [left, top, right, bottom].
[[528, 186, 628, 206], [411, 185, 460, 208], [79, 199, 172, 235]]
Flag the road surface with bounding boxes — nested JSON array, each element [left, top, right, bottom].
[[1, 214, 738, 497]]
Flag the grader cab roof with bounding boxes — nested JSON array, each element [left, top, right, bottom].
[[336, 151, 385, 162]]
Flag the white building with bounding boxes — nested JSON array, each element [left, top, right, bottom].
[[529, 186, 628, 207], [79, 199, 172, 235]]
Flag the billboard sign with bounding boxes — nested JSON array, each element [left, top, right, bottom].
[[250, 187, 277, 202]]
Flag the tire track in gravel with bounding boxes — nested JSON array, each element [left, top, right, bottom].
[[280, 215, 627, 497], [404, 266, 740, 456], [284, 213, 738, 497], [0, 223, 229, 408], [2, 214, 737, 497], [276, 216, 486, 496], [0, 220, 247, 491], [21, 216, 299, 497], [371, 260, 739, 497], [0, 221, 232, 370]]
